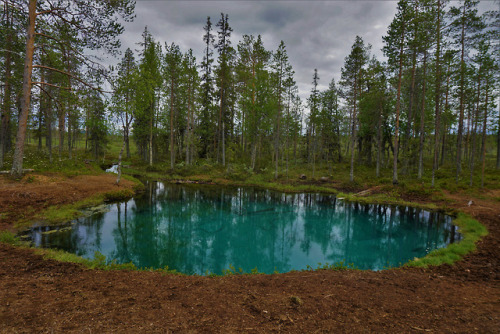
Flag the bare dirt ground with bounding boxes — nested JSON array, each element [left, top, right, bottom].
[[0, 173, 499, 333]]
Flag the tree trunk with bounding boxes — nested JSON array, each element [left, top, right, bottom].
[[67, 70, 72, 159], [456, 5, 466, 183], [480, 79, 489, 188], [403, 21, 418, 176], [469, 74, 481, 186], [350, 78, 358, 183], [170, 78, 175, 169], [418, 51, 428, 180], [497, 100, 500, 169], [275, 74, 282, 180], [393, 20, 405, 185], [185, 80, 192, 165], [116, 130, 126, 185], [0, 0, 13, 169], [11, 0, 37, 178], [58, 104, 65, 156], [432, 0, 442, 187], [376, 102, 383, 178], [125, 113, 130, 159], [149, 98, 154, 167]]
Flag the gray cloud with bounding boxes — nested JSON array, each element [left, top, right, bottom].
[[117, 0, 495, 108]]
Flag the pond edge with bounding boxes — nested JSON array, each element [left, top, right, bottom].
[[2, 176, 488, 275]]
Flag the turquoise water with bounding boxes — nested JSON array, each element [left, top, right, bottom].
[[28, 182, 460, 274]]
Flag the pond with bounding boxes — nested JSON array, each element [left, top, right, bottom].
[[26, 182, 460, 274]]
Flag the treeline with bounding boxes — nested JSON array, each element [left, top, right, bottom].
[[112, 18, 302, 180], [0, 0, 499, 186]]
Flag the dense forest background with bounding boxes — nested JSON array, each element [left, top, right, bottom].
[[0, 0, 498, 187]]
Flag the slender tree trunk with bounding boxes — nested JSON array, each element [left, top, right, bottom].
[[469, 74, 481, 186], [185, 79, 192, 165], [275, 101, 281, 180], [11, 0, 37, 177], [312, 127, 316, 179], [221, 84, 226, 167], [0, 0, 13, 169], [37, 70, 44, 151], [67, 112, 72, 159], [418, 51, 428, 180], [222, 122, 225, 166], [497, 100, 500, 169], [170, 79, 175, 169], [403, 27, 418, 175], [393, 21, 405, 185], [46, 94, 52, 162], [480, 79, 489, 188], [251, 142, 257, 170], [58, 104, 65, 156], [37, 105, 43, 150], [432, 0, 442, 187], [350, 80, 358, 183], [456, 6, 466, 183], [376, 102, 383, 178], [149, 96, 154, 167], [116, 129, 126, 185], [66, 51, 72, 160], [125, 113, 130, 158]]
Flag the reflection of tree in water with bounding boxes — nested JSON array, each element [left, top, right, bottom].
[[31, 181, 459, 273]]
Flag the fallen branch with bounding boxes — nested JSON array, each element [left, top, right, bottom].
[[355, 186, 382, 197]]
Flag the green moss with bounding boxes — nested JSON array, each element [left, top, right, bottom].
[[0, 231, 23, 246], [15, 185, 139, 229], [35, 248, 137, 270], [406, 213, 488, 268], [103, 189, 135, 202]]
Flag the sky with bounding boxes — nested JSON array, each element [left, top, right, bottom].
[[115, 0, 498, 104]]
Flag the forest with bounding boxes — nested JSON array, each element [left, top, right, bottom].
[[1, 1, 500, 332], [0, 0, 499, 187]]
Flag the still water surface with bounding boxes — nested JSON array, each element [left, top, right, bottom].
[[28, 182, 460, 274]]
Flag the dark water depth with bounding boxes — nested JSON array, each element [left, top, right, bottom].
[[27, 182, 460, 274]]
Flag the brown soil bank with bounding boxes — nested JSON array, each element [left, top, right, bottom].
[[0, 174, 499, 333]]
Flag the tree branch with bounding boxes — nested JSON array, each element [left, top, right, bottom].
[[35, 83, 64, 110], [32, 65, 111, 93], [32, 81, 71, 90]]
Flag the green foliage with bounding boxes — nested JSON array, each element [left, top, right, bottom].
[[289, 296, 303, 306], [0, 231, 22, 246], [16, 186, 137, 228], [1, 145, 103, 176], [103, 189, 135, 202], [36, 249, 137, 271], [306, 261, 357, 271]]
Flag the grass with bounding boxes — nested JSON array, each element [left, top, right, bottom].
[[406, 213, 488, 268], [14, 183, 139, 229]]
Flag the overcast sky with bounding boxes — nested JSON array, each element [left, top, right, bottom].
[[115, 0, 497, 104]]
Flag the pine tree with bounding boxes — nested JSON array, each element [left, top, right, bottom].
[[341, 36, 369, 182], [215, 13, 233, 166], [448, 0, 483, 183], [182, 49, 199, 165], [164, 42, 183, 169], [383, 0, 410, 185], [10, 0, 135, 177], [111, 48, 137, 184], [272, 41, 293, 179], [199, 16, 215, 158], [308, 69, 320, 178]]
